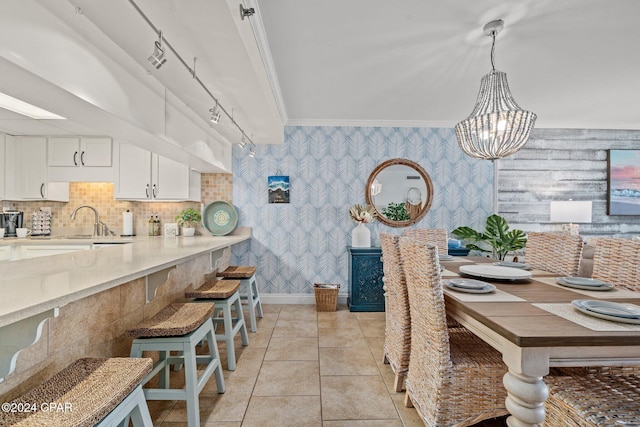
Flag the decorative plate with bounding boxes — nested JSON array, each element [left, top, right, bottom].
[[459, 264, 532, 280], [202, 201, 238, 236], [444, 280, 496, 294], [572, 300, 640, 324], [555, 278, 613, 291]]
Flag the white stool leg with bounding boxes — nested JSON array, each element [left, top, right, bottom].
[[234, 293, 250, 346], [239, 279, 257, 332], [204, 321, 226, 393], [251, 275, 263, 318], [183, 340, 200, 427], [222, 301, 237, 370]]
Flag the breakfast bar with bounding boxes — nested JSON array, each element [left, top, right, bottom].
[[0, 232, 250, 400]]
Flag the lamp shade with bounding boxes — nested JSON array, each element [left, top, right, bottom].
[[549, 201, 592, 223]]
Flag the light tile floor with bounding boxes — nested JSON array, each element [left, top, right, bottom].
[[147, 304, 506, 426]]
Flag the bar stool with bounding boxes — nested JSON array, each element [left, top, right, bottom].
[[217, 265, 263, 332], [186, 276, 250, 370], [0, 357, 154, 427], [128, 303, 225, 427]]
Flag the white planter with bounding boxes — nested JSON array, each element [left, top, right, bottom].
[[351, 222, 371, 248], [182, 227, 195, 237]]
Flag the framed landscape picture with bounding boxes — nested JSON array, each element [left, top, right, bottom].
[[608, 149, 640, 215], [268, 175, 290, 203]]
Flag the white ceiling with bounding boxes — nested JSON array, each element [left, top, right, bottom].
[[253, 0, 640, 130], [1, 0, 639, 146]]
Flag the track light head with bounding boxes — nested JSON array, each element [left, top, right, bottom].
[[209, 106, 220, 124], [148, 31, 166, 69], [249, 143, 256, 157], [240, 4, 255, 20], [239, 134, 247, 148]]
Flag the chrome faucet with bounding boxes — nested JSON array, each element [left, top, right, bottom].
[[70, 205, 106, 236]]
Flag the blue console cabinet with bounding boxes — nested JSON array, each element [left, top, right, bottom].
[[347, 246, 385, 312]]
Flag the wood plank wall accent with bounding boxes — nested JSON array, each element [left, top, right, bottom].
[[497, 128, 640, 239]]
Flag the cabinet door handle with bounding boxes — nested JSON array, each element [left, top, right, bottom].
[[40, 183, 45, 198], [145, 184, 150, 198], [73, 151, 78, 166], [80, 151, 85, 166], [152, 184, 157, 198]]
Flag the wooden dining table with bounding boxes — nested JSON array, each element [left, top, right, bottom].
[[440, 256, 640, 427]]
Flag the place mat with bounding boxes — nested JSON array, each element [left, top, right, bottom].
[[536, 277, 640, 299], [443, 257, 474, 263], [441, 269, 459, 278], [444, 288, 525, 302], [533, 303, 640, 332]]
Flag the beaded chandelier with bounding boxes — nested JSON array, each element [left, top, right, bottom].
[[455, 19, 536, 160]]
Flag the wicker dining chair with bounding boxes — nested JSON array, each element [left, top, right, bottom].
[[590, 237, 640, 291], [402, 228, 448, 255], [380, 233, 412, 392], [398, 237, 509, 426], [524, 232, 584, 276], [544, 372, 640, 426]]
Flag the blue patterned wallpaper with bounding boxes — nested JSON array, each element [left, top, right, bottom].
[[232, 126, 493, 296]]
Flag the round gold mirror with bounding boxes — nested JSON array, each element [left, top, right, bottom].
[[365, 158, 434, 227]]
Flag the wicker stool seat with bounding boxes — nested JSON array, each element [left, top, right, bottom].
[[544, 373, 640, 426], [218, 265, 263, 332], [186, 276, 250, 370], [399, 237, 509, 426], [128, 303, 214, 337], [185, 278, 241, 299], [0, 358, 153, 427], [128, 303, 225, 427], [218, 265, 256, 278]]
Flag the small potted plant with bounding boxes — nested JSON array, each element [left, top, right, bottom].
[[175, 208, 202, 237], [451, 214, 527, 260], [349, 204, 377, 247]]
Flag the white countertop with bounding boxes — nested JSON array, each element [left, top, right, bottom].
[[0, 233, 250, 327]]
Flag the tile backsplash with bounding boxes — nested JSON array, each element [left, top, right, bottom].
[[4, 173, 232, 236]]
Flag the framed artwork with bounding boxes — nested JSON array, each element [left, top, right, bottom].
[[607, 149, 640, 215], [268, 175, 290, 203]]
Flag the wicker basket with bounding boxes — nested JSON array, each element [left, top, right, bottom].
[[313, 284, 340, 312]]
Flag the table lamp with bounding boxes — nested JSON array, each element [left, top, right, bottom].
[[549, 201, 592, 235]]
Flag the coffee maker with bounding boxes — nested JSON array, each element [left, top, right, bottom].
[[1, 211, 23, 237]]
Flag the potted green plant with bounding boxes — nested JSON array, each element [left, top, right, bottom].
[[175, 208, 201, 236], [382, 202, 410, 221], [451, 214, 527, 261]]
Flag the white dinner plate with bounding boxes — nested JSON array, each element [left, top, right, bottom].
[[555, 278, 613, 292], [438, 254, 455, 261], [459, 264, 532, 280], [493, 261, 531, 270], [581, 300, 640, 318], [572, 300, 640, 324], [559, 277, 606, 287], [444, 280, 496, 294], [448, 278, 491, 289]]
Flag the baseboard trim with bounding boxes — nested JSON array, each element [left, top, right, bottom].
[[259, 293, 348, 305]]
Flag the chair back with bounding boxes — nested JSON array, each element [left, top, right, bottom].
[[380, 233, 411, 374], [402, 228, 448, 255], [591, 237, 640, 291], [525, 232, 584, 276], [399, 237, 451, 375]]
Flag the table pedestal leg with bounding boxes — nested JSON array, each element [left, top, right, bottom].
[[503, 370, 548, 427]]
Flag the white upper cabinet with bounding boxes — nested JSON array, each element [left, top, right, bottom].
[[5, 136, 68, 201], [48, 137, 113, 182], [114, 142, 199, 201]]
